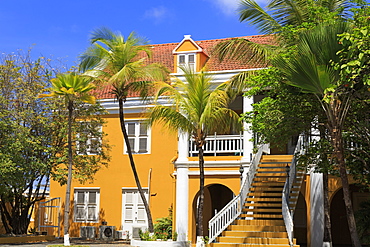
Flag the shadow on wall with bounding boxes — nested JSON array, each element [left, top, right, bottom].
[[59, 201, 107, 238], [330, 184, 370, 246], [191, 184, 234, 243]]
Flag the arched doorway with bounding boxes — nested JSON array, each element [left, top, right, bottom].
[[192, 184, 234, 239], [330, 185, 370, 246]]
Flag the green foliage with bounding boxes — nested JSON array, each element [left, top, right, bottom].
[[0, 51, 64, 234], [355, 199, 370, 244], [242, 68, 319, 148], [336, 5, 370, 87], [154, 207, 173, 240], [139, 206, 176, 241], [0, 51, 110, 235]]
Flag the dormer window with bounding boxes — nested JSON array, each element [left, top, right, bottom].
[[178, 53, 196, 72]]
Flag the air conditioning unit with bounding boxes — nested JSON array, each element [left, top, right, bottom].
[[80, 226, 96, 239], [99, 225, 116, 241], [116, 230, 129, 240], [132, 227, 141, 240]]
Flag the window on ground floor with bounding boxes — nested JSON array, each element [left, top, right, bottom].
[[74, 188, 100, 223]]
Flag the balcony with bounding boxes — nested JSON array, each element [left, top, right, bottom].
[[189, 134, 243, 157]]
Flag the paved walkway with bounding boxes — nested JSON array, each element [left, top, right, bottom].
[[0, 239, 132, 247]]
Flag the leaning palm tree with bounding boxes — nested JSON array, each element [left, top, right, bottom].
[[39, 72, 96, 246], [79, 27, 167, 232], [147, 66, 242, 241], [273, 21, 361, 247]]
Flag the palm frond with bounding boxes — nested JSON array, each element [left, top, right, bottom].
[[212, 37, 276, 65], [239, 0, 281, 34], [147, 105, 193, 134], [268, 0, 308, 27]]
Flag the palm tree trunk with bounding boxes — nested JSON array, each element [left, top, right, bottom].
[[323, 171, 332, 246], [63, 100, 73, 246], [118, 98, 154, 232], [196, 145, 205, 238], [330, 124, 361, 247]]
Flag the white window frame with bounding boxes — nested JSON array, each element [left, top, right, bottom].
[[74, 188, 100, 223], [77, 123, 102, 155], [177, 53, 196, 73], [124, 121, 151, 154]]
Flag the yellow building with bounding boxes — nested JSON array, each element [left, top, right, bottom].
[[48, 35, 369, 247]]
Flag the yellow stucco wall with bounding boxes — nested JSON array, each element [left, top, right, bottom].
[[175, 40, 199, 52], [49, 113, 178, 237], [187, 170, 241, 242]]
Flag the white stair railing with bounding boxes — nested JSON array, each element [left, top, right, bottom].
[[282, 134, 308, 246], [208, 143, 269, 243]]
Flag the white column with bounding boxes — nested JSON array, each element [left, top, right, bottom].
[[310, 172, 324, 247], [175, 164, 189, 241], [177, 131, 189, 162], [241, 96, 254, 163]]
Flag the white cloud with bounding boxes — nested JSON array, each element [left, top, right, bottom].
[[144, 6, 168, 23], [208, 0, 269, 16]]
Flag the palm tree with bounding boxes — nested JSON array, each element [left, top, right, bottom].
[[213, 0, 353, 84], [79, 27, 167, 232], [147, 66, 242, 240], [213, 2, 355, 245], [273, 21, 361, 247], [39, 72, 96, 246]]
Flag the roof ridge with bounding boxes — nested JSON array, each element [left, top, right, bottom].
[[148, 34, 273, 47]]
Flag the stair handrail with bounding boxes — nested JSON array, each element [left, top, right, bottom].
[[208, 143, 269, 243], [282, 134, 307, 247]]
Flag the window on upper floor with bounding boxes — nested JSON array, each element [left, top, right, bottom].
[[77, 122, 102, 155], [124, 121, 150, 154], [74, 189, 100, 223], [178, 53, 196, 72]]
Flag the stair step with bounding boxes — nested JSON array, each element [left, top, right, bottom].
[[258, 163, 291, 167], [248, 192, 282, 197], [244, 203, 282, 207], [243, 208, 282, 213], [211, 244, 299, 247], [245, 197, 282, 202], [252, 181, 284, 187], [253, 178, 286, 183], [211, 154, 299, 247], [240, 214, 283, 219], [251, 187, 284, 192], [257, 168, 288, 172], [233, 219, 285, 226], [224, 225, 286, 232], [217, 236, 293, 244]]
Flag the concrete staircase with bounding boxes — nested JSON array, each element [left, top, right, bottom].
[[210, 155, 302, 247]]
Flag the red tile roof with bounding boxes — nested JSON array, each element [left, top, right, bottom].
[[95, 35, 274, 99]]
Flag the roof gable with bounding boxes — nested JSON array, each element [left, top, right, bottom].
[[173, 35, 203, 54]]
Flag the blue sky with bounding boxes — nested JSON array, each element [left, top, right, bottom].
[[0, 0, 263, 68]]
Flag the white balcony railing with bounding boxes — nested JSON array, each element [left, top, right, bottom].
[[189, 133, 243, 156]]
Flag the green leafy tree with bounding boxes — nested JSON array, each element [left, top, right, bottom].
[[0, 52, 61, 235], [147, 66, 242, 239], [272, 20, 366, 246], [79, 27, 167, 232], [40, 72, 102, 246]]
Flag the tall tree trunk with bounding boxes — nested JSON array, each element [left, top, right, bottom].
[[330, 123, 361, 247], [196, 145, 205, 238], [118, 98, 154, 232], [63, 100, 73, 246]]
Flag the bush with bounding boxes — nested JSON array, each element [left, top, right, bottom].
[[139, 206, 176, 241]]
